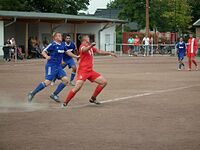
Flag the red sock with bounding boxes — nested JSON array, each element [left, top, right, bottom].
[[92, 85, 104, 98], [189, 60, 192, 69], [64, 90, 76, 103], [192, 60, 197, 66]]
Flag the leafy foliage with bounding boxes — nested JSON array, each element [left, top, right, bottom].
[[0, 0, 89, 15], [108, 0, 192, 32]]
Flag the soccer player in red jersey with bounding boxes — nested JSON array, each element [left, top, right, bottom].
[[187, 34, 198, 71], [62, 35, 117, 107]]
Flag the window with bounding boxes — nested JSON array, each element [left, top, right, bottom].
[[105, 34, 111, 44]]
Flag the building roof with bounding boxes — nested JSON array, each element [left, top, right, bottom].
[[0, 10, 126, 24], [93, 8, 138, 31], [94, 8, 121, 20], [193, 19, 200, 26]]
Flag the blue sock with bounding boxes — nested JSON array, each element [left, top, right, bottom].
[[32, 82, 46, 96], [53, 82, 66, 95], [70, 72, 76, 82]]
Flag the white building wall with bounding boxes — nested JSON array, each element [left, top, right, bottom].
[[77, 23, 101, 49], [77, 23, 116, 51], [0, 21, 4, 56], [100, 25, 116, 52]]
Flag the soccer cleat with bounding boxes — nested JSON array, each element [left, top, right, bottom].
[[178, 68, 181, 71], [188, 68, 191, 71], [28, 91, 34, 103], [89, 98, 101, 105], [50, 93, 60, 103], [61, 102, 68, 108], [195, 66, 198, 71]]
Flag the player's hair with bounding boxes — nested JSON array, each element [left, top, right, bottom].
[[80, 35, 89, 42], [52, 32, 61, 38], [66, 34, 71, 37]]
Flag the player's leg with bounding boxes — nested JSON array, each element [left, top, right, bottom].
[[88, 71, 107, 104], [191, 57, 198, 70], [28, 80, 51, 102], [51, 62, 67, 85], [181, 57, 185, 69], [70, 65, 77, 85], [68, 59, 77, 86], [50, 69, 68, 103], [62, 80, 85, 107], [188, 56, 192, 71]]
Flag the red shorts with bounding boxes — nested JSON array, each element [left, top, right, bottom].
[[187, 53, 195, 58], [77, 70, 101, 82]]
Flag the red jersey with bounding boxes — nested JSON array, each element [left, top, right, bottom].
[[78, 44, 97, 72], [134, 38, 140, 46], [187, 38, 198, 55]]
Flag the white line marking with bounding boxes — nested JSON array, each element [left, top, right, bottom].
[[99, 84, 200, 104], [1, 84, 200, 113]]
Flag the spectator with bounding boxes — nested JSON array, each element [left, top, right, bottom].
[[17, 46, 24, 60], [142, 35, 150, 56], [28, 37, 41, 58], [150, 36, 154, 56], [43, 37, 49, 49], [10, 37, 16, 59], [134, 35, 140, 56], [2, 39, 11, 62], [128, 35, 134, 56]]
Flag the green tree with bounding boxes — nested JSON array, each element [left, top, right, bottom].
[[187, 0, 200, 23], [0, 0, 89, 15], [108, 0, 192, 32]]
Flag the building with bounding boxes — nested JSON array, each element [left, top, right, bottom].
[[0, 11, 126, 56], [193, 19, 200, 38], [93, 8, 138, 31]]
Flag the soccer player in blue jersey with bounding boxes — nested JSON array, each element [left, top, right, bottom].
[[51, 34, 78, 86], [28, 32, 79, 103], [176, 37, 186, 70]]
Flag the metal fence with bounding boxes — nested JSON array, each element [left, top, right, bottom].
[[105, 43, 177, 56]]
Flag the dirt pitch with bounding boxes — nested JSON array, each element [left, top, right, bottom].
[[0, 56, 200, 150]]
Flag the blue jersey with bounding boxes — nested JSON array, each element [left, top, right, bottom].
[[176, 42, 186, 55], [43, 41, 67, 66], [63, 41, 76, 62]]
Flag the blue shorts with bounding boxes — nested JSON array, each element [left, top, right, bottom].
[[62, 58, 76, 69], [178, 54, 184, 61], [45, 64, 66, 81]]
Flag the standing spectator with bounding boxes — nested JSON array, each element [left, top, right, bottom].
[[128, 35, 134, 56], [134, 35, 140, 56], [2, 39, 11, 62], [150, 36, 154, 56], [142, 35, 150, 56], [10, 37, 16, 59], [187, 34, 198, 71]]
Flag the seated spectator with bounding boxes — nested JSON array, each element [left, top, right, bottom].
[[17, 46, 24, 60], [28, 37, 41, 59]]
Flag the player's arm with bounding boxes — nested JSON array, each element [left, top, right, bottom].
[[81, 42, 96, 52], [42, 44, 51, 60], [194, 39, 198, 55], [95, 49, 117, 58], [66, 51, 80, 59], [41, 51, 51, 60]]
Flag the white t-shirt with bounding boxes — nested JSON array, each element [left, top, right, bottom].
[[143, 37, 150, 45]]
